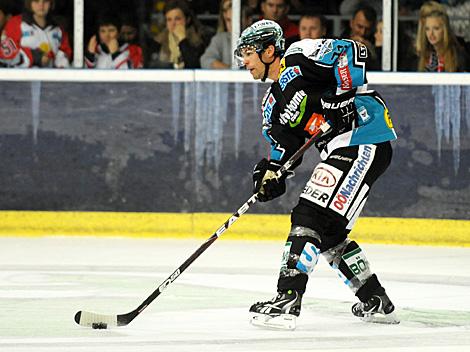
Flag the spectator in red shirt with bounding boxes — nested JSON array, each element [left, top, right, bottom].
[[85, 15, 143, 69], [1, 0, 71, 67], [260, 0, 298, 39]]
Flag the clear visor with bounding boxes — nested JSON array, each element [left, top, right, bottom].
[[233, 45, 257, 68]]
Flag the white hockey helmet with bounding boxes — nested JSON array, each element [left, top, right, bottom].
[[234, 20, 285, 67]]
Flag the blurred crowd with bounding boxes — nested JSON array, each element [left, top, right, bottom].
[[0, 0, 469, 71]]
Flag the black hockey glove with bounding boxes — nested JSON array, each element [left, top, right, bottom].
[[253, 158, 292, 202], [321, 88, 358, 133]]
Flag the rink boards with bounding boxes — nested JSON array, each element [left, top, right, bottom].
[[0, 211, 468, 247]]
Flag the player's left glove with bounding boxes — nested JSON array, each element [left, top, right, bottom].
[[253, 158, 292, 202], [321, 88, 358, 133]]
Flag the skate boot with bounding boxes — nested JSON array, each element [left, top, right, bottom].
[[352, 293, 400, 324], [249, 290, 302, 330]]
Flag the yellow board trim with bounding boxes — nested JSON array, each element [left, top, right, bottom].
[[0, 211, 469, 247]]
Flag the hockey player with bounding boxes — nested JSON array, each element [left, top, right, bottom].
[[234, 20, 399, 330], [1, 0, 71, 68]]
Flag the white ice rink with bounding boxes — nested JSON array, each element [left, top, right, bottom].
[[0, 236, 469, 352]]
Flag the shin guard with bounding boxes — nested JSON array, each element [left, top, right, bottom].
[[277, 226, 321, 293], [322, 239, 376, 294]]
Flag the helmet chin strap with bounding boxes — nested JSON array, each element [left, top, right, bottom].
[[258, 51, 277, 82]]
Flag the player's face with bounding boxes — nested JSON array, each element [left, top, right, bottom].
[[166, 8, 187, 32], [241, 47, 265, 80], [299, 17, 325, 40], [31, 0, 52, 18], [424, 16, 444, 47], [350, 10, 373, 38], [99, 25, 119, 44], [261, 0, 287, 22]]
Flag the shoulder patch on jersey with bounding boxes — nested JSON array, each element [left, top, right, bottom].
[[262, 93, 276, 122], [285, 45, 303, 56], [308, 39, 334, 61], [358, 42, 368, 58], [384, 107, 393, 128], [357, 106, 371, 124], [279, 65, 302, 90], [278, 57, 286, 77]]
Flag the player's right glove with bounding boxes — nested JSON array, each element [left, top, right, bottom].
[[253, 158, 292, 202], [321, 88, 358, 133]]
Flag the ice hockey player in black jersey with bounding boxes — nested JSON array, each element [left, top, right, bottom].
[[234, 19, 399, 330]]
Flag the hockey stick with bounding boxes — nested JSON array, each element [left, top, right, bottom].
[[74, 121, 331, 329]]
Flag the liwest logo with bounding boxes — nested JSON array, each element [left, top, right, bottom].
[[279, 66, 302, 90]]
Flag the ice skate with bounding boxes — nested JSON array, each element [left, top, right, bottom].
[[249, 290, 302, 330], [352, 293, 400, 324]]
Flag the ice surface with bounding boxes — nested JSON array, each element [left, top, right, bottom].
[[0, 237, 469, 352]]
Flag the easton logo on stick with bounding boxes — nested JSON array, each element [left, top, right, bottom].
[[158, 269, 181, 293]]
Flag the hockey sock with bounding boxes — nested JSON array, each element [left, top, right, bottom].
[[277, 225, 321, 293], [322, 239, 384, 297]]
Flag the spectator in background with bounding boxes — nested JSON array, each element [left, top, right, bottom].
[[120, 15, 139, 45], [444, 1, 470, 49], [340, 0, 381, 17], [0, 0, 13, 66], [200, 0, 253, 69], [368, 19, 382, 70], [85, 15, 143, 69], [147, 0, 207, 69], [260, 0, 298, 39], [341, 4, 377, 65], [2, 0, 71, 67], [0, 0, 12, 33], [416, 4, 470, 72], [285, 12, 327, 48], [200, 0, 234, 69], [289, 0, 340, 15]]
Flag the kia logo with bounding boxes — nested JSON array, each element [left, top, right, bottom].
[[312, 167, 337, 187]]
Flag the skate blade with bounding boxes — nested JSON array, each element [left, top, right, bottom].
[[250, 313, 297, 330], [360, 311, 400, 325]]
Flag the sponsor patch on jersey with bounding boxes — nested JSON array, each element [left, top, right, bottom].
[[278, 57, 286, 77], [262, 93, 276, 122], [279, 90, 306, 126], [279, 66, 302, 90], [300, 163, 343, 207], [329, 145, 375, 216], [337, 53, 352, 90], [384, 107, 394, 128], [358, 42, 368, 58], [304, 113, 326, 135], [357, 106, 371, 124]]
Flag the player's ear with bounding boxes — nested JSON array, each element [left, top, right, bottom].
[[267, 44, 275, 58]]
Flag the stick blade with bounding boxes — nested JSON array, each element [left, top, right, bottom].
[[74, 310, 118, 328]]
